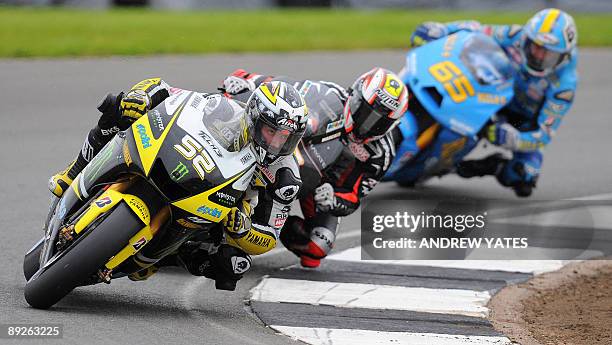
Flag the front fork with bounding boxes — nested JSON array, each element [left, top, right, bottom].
[[51, 178, 171, 281]]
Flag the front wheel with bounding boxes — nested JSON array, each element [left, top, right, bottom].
[[23, 238, 44, 281], [24, 203, 143, 309]]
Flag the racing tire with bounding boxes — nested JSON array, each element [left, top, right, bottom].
[[24, 203, 143, 309], [23, 239, 44, 281]]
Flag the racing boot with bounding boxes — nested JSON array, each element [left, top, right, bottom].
[[48, 93, 124, 197], [456, 153, 508, 179], [48, 157, 88, 197], [503, 161, 538, 198]]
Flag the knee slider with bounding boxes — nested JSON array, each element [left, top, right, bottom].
[[307, 227, 336, 258]]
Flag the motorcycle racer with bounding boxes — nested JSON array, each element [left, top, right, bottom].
[[409, 9, 578, 197], [222, 67, 408, 267], [48, 78, 308, 290]]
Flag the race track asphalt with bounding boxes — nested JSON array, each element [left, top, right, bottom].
[[0, 49, 610, 344]]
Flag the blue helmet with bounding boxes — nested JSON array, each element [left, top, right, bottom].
[[521, 8, 577, 76]]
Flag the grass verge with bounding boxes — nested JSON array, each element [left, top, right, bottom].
[[1, 7, 610, 58]]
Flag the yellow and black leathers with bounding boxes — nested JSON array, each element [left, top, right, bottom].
[[51, 78, 302, 261], [225, 158, 302, 255]]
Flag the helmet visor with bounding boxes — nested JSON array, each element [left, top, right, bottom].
[[525, 38, 565, 72], [254, 121, 303, 157], [348, 92, 397, 140]]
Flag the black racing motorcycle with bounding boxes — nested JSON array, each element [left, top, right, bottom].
[[23, 91, 257, 309]]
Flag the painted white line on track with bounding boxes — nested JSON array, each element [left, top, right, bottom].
[[250, 277, 491, 318], [270, 326, 512, 345], [569, 193, 612, 201], [327, 247, 567, 274], [490, 205, 612, 230]]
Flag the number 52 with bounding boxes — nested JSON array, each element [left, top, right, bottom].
[[173, 134, 216, 179]]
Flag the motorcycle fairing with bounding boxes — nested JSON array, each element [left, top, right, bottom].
[[402, 31, 514, 137]]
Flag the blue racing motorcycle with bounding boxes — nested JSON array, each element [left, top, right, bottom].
[[384, 31, 514, 186]]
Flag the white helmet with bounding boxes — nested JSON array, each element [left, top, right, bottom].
[[246, 81, 309, 165]]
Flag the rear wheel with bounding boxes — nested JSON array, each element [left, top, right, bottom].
[[24, 203, 143, 309]]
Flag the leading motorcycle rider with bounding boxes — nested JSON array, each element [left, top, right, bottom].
[[409, 8, 578, 197], [48, 78, 308, 290], [222, 67, 408, 267]]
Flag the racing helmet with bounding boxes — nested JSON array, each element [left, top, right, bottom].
[[344, 68, 409, 144], [521, 8, 577, 76], [246, 81, 309, 166]]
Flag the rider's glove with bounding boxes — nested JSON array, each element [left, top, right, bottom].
[[410, 22, 449, 47], [486, 123, 520, 151], [120, 89, 151, 121], [223, 75, 256, 95], [314, 183, 336, 213], [223, 207, 251, 238]]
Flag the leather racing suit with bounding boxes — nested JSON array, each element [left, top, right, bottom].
[[410, 20, 578, 196], [223, 69, 396, 267], [51, 78, 302, 290]]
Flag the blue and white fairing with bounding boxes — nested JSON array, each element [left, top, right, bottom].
[[385, 31, 515, 183], [403, 31, 514, 136]]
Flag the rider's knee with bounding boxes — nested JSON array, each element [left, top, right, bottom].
[[280, 216, 310, 248], [307, 226, 336, 259]]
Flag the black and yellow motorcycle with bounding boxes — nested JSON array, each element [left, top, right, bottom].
[[23, 91, 257, 309]]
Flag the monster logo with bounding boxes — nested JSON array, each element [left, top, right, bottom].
[[171, 162, 189, 181]]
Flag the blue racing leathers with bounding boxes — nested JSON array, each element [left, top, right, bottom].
[[411, 20, 578, 196]]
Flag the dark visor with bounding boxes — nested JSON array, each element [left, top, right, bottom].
[[349, 92, 397, 140]]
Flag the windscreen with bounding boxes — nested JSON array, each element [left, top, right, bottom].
[[201, 94, 249, 152], [460, 35, 513, 86]]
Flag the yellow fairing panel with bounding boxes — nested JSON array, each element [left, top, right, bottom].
[[71, 189, 155, 270], [74, 189, 150, 234], [133, 98, 187, 176], [171, 172, 244, 222]]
